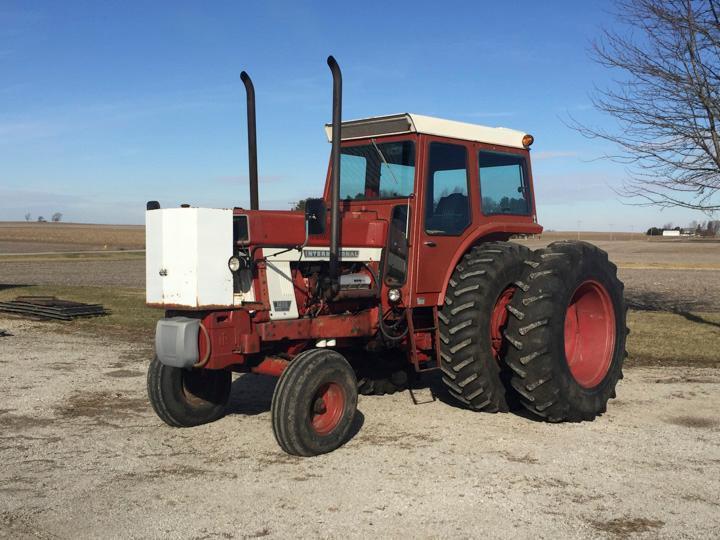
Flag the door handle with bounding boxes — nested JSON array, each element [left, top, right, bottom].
[[424, 240, 436, 247]]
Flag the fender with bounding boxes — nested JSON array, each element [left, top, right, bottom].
[[435, 222, 543, 305]]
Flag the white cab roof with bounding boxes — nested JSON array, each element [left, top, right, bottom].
[[325, 113, 529, 149]]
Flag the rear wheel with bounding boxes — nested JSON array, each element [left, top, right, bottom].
[[271, 349, 358, 456], [503, 241, 627, 421], [438, 241, 532, 412], [147, 356, 231, 427]]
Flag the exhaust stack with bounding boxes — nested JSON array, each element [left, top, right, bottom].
[[327, 55, 342, 294], [240, 71, 259, 210]]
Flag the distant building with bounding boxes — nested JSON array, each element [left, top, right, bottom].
[[662, 230, 681, 237]]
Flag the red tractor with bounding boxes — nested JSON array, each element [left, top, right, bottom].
[[145, 57, 626, 456]]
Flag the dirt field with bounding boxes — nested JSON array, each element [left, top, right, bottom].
[[1, 226, 719, 538], [0, 222, 144, 253]]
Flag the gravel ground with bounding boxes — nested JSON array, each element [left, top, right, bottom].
[[1, 317, 719, 539], [0, 258, 144, 288]]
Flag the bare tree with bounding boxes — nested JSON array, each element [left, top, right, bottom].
[[24, 212, 31, 222], [51, 212, 63, 222], [573, 0, 720, 212]]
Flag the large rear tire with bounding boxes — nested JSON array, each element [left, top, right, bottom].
[[147, 356, 231, 427], [438, 241, 532, 412], [271, 349, 358, 456], [503, 241, 627, 421]]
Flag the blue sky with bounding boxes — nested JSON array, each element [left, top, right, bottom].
[[0, 0, 707, 230]]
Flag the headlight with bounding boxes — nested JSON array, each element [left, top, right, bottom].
[[228, 256, 241, 272], [388, 288, 401, 303]]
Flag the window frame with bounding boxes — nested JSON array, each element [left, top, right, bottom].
[[336, 138, 417, 202], [477, 149, 532, 217], [423, 140, 473, 237]]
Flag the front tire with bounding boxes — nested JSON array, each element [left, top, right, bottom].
[[503, 241, 627, 422], [147, 356, 231, 427], [438, 241, 532, 412], [271, 349, 358, 456]]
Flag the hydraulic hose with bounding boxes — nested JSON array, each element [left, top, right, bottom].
[[193, 322, 212, 368]]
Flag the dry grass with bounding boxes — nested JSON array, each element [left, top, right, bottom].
[[0, 285, 158, 340], [626, 310, 720, 367]]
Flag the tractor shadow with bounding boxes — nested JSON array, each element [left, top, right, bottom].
[[408, 370, 545, 422], [226, 373, 277, 416], [0, 284, 32, 292], [626, 290, 720, 328]]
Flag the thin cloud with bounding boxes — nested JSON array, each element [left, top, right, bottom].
[[533, 151, 579, 161], [0, 120, 63, 144]]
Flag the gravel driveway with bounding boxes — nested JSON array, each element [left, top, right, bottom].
[[1, 317, 718, 539]]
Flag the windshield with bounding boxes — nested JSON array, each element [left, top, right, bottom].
[[339, 140, 415, 200]]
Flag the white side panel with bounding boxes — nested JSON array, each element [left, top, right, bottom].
[[145, 210, 164, 304], [161, 209, 199, 306], [265, 261, 299, 320], [195, 208, 234, 306], [145, 207, 233, 308]]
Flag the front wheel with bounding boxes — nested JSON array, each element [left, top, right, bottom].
[[503, 241, 627, 422], [147, 356, 231, 427], [271, 349, 358, 456]]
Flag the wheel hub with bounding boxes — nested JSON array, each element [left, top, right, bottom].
[[313, 397, 327, 414], [490, 286, 516, 359], [564, 280, 616, 388], [310, 382, 345, 435]]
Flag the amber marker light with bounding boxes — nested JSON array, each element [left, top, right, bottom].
[[522, 134, 535, 148]]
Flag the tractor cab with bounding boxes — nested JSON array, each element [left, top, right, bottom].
[[324, 113, 541, 307]]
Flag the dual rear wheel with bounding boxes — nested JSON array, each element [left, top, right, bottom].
[[440, 240, 626, 422]]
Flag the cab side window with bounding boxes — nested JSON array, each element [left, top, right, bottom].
[[424, 142, 470, 235], [478, 151, 530, 215]]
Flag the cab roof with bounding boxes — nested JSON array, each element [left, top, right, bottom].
[[324, 113, 529, 150]]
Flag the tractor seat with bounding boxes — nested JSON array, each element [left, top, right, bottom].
[[427, 192, 469, 234]]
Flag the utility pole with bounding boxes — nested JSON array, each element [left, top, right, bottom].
[[577, 220, 581, 241]]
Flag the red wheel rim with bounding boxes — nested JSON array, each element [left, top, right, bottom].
[[564, 280, 616, 388], [490, 286, 516, 359], [310, 382, 345, 435]]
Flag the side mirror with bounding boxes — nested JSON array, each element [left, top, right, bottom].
[[305, 198, 327, 235]]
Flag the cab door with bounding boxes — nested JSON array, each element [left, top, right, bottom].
[[412, 137, 476, 304]]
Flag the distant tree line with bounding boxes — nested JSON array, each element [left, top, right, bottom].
[[24, 212, 63, 222], [646, 220, 720, 236], [25, 212, 62, 223]]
